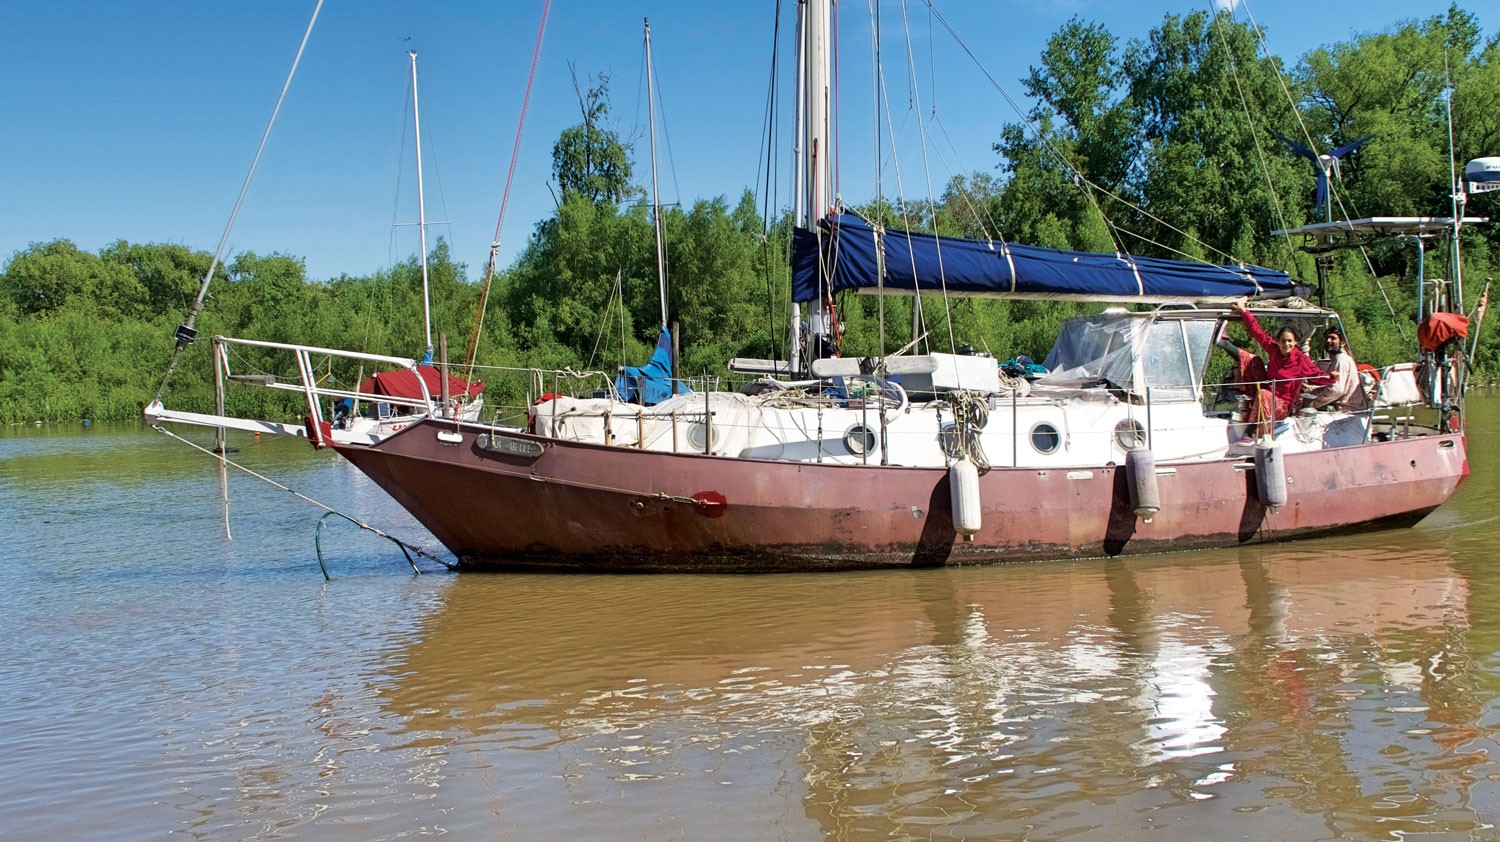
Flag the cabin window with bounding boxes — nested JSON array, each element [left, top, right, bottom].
[[1138, 319, 1217, 400], [687, 421, 718, 454], [1030, 422, 1061, 454], [844, 424, 877, 456], [1038, 315, 1141, 390], [1114, 419, 1145, 451], [1183, 320, 1215, 383], [1141, 322, 1189, 391], [938, 422, 962, 459]]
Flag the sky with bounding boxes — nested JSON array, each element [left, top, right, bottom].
[[0, 0, 1485, 283]]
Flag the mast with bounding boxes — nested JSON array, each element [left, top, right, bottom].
[[410, 50, 434, 363], [793, 0, 834, 371], [645, 20, 668, 330]]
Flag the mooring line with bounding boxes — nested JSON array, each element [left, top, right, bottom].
[[153, 425, 457, 577]]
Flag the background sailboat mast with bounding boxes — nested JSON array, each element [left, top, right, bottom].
[[409, 50, 433, 361], [794, 0, 834, 371], [645, 20, 668, 331]]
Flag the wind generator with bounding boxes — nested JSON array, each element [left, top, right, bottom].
[[1276, 132, 1373, 223]]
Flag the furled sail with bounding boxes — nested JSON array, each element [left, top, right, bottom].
[[792, 212, 1297, 303]]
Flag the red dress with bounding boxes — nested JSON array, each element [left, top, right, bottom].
[[1238, 311, 1333, 420]]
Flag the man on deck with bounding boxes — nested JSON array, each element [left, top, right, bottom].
[[1311, 327, 1364, 410]]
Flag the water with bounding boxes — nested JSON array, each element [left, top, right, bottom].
[[3, 404, 1500, 841]]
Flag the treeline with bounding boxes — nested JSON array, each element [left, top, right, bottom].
[[2, 5, 1497, 423]]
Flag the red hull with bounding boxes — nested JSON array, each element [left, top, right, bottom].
[[335, 421, 1468, 572]]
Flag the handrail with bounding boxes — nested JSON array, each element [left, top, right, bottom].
[[213, 335, 421, 369], [214, 335, 437, 432]]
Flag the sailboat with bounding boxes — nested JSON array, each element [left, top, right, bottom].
[[151, 1, 1481, 571]]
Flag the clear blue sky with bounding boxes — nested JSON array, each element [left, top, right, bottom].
[[0, 0, 1482, 282]]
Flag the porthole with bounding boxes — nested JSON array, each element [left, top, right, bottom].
[[938, 422, 963, 459], [844, 423, 877, 456], [1030, 421, 1061, 454], [1113, 418, 1145, 451], [686, 422, 718, 454]]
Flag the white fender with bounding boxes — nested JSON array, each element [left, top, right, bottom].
[[950, 458, 981, 539]]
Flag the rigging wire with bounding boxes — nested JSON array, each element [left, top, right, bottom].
[[1206, 4, 1297, 269], [833, 0, 842, 201], [585, 269, 626, 371], [927, 114, 1002, 241], [754, 0, 785, 367], [872, 8, 927, 351], [922, 2, 1246, 268], [1444, 57, 1464, 313], [419, 70, 457, 261], [388, 69, 414, 271], [463, 0, 552, 384], [1324, 189, 1411, 341], [896, 0, 957, 354], [153, 0, 325, 405], [642, 23, 674, 331], [381, 58, 456, 355], [153, 425, 456, 573], [1233, 0, 1407, 337], [870, 0, 888, 357]]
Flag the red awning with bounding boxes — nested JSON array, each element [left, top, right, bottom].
[[1417, 312, 1469, 352], [358, 366, 483, 401]]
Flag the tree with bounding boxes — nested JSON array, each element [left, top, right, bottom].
[[993, 18, 1140, 255], [552, 71, 635, 205], [1297, 7, 1478, 218], [98, 241, 213, 317], [4, 239, 146, 318], [228, 251, 310, 345], [1123, 11, 1304, 265], [1022, 17, 1137, 189]]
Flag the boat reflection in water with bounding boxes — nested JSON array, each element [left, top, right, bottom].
[[373, 538, 1484, 839]]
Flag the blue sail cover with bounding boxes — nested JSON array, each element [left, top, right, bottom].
[[792, 212, 1297, 303], [614, 328, 685, 405]]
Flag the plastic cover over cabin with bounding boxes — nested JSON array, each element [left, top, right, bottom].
[[1038, 313, 1216, 400]]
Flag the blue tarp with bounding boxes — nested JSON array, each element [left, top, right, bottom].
[[792, 212, 1297, 303], [615, 328, 684, 405]]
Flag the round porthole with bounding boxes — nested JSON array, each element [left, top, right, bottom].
[[937, 422, 963, 459], [844, 423, 877, 456], [686, 422, 718, 453], [1113, 418, 1145, 451], [1030, 422, 1061, 454]]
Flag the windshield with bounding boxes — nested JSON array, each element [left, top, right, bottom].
[[1040, 313, 1213, 399], [1039, 315, 1140, 390]]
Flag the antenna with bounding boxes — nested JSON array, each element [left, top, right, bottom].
[[1444, 63, 1464, 312]]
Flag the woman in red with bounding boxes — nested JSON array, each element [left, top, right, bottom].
[[1229, 300, 1333, 429]]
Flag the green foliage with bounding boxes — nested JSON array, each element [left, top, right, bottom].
[[5, 239, 147, 318], [552, 73, 635, 205], [4, 11, 1499, 423], [1297, 6, 1476, 218]]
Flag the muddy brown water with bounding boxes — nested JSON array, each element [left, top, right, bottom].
[[3, 400, 1499, 840]]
